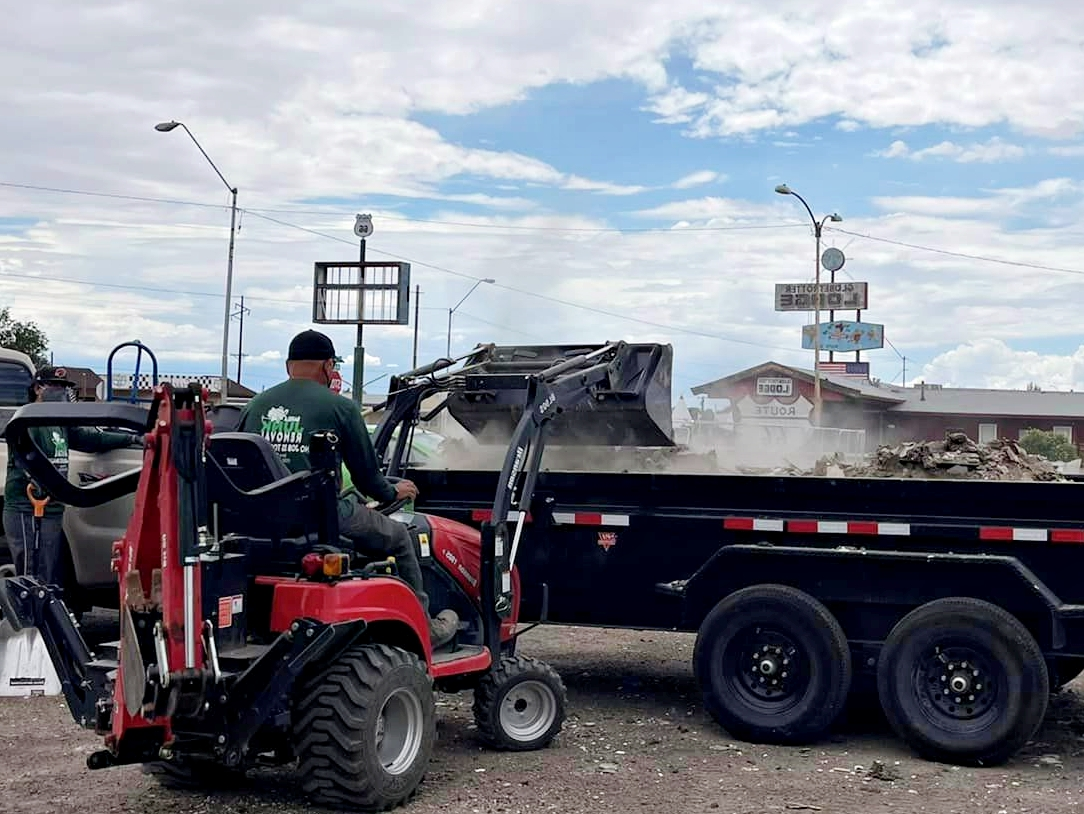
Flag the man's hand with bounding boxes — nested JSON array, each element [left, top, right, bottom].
[[395, 479, 419, 501]]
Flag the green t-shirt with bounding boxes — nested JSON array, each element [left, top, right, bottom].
[[237, 378, 397, 504], [4, 425, 136, 516]]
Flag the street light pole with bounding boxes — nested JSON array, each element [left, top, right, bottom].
[[774, 184, 842, 426], [156, 120, 238, 403], [446, 278, 495, 357]]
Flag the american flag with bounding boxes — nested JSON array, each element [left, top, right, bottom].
[[820, 361, 869, 379]]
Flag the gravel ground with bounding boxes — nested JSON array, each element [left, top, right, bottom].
[[2, 615, 1083, 814]]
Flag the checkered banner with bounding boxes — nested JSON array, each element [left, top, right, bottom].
[[109, 373, 224, 393]]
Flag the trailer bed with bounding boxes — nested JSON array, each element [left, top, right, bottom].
[[406, 467, 1084, 631]]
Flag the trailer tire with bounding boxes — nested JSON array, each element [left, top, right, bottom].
[[693, 584, 852, 745], [473, 655, 567, 751], [293, 643, 436, 811], [877, 597, 1048, 766]]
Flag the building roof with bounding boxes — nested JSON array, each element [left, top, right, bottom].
[[692, 360, 907, 404], [693, 360, 1084, 420], [889, 384, 1084, 419]]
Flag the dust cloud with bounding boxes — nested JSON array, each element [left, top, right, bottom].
[[415, 416, 864, 476]]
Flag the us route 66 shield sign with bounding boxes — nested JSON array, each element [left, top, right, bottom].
[[354, 213, 374, 239]]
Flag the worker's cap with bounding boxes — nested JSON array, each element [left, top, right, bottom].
[[33, 365, 76, 387], [287, 330, 341, 362]]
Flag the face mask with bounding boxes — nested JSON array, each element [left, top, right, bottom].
[[40, 386, 69, 402]]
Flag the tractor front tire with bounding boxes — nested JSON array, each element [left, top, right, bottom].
[[293, 643, 436, 811], [473, 655, 567, 751]]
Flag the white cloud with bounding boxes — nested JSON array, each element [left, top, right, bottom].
[[671, 170, 723, 189], [918, 339, 1084, 390], [6, 1, 1084, 401], [875, 138, 1028, 163], [643, 2, 1084, 139], [1048, 144, 1084, 157], [871, 177, 1082, 219]]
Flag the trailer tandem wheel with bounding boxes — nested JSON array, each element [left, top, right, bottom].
[[692, 584, 852, 745], [472, 654, 568, 751], [293, 642, 437, 811], [876, 597, 1049, 766]]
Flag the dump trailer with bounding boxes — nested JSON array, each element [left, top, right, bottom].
[[368, 341, 1084, 768]]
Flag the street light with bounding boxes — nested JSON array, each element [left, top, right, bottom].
[[446, 278, 495, 356], [156, 120, 238, 403], [775, 184, 842, 426]]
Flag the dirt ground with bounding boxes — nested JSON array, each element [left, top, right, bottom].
[[1, 616, 1082, 814]]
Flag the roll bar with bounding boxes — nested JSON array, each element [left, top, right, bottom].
[[3, 401, 151, 507]]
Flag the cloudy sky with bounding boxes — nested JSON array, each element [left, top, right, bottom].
[[4, 0, 1084, 400]]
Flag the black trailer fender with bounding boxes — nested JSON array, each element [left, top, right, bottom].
[[679, 544, 1074, 654]]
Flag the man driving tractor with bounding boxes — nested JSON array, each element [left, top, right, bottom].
[[237, 329, 460, 648]]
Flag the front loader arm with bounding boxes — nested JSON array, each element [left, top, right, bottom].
[[479, 342, 643, 651]]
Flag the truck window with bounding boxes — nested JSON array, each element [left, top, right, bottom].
[[0, 359, 33, 406]]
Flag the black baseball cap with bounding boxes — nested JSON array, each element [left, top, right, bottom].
[[33, 365, 76, 386], [287, 330, 338, 362]]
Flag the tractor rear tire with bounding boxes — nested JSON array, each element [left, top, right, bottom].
[[876, 597, 1048, 766], [473, 655, 567, 751], [693, 584, 852, 745], [293, 643, 436, 811]]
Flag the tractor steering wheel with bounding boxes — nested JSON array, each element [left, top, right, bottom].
[[369, 475, 412, 516]]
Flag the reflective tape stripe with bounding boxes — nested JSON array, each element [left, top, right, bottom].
[[471, 509, 532, 523], [552, 512, 630, 526], [980, 526, 1047, 542], [1051, 529, 1084, 544], [723, 517, 784, 532]]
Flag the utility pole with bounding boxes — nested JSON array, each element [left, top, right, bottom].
[[355, 237, 366, 405], [412, 284, 421, 369], [774, 184, 842, 426], [231, 296, 251, 385]]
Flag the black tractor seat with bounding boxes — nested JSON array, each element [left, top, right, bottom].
[[205, 432, 363, 575]]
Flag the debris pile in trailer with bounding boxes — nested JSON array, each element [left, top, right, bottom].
[[811, 431, 1065, 481]]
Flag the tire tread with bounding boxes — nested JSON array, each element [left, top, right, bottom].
[[473, 655, 566, 751], [293, 642, 435, 811]]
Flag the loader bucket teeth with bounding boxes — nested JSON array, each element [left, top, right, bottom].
[[445, 343, 675, 447]]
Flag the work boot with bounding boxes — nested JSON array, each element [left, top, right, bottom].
[[428, 609, 459, 649]]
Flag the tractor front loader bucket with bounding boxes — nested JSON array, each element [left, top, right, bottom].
[[445, 342, 675, 447]]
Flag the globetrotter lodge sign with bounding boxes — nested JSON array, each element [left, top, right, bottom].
[[774, 282, 868, 311]]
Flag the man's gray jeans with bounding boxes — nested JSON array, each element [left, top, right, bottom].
[[3, 509, 65, 587], [337, 492, 429, 615]]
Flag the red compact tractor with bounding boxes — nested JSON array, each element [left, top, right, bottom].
[[0, 381, 567, 810]]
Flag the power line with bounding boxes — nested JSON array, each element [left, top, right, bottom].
[[0, 267, 448, 311], [1, 179, 807, 235], [0, 180, 228, 212], [827, 226, 1084, 277], [245, 210, 805, 354], [246, 206, 809, 234], [7, 178, 1083, 274]]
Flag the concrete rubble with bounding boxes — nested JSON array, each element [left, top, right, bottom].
[[432, 430, 1068, 481], [803, 431, 1065, 481]]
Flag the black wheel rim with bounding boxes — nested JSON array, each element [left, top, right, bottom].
[[913, 641, 1001, 734], [721, 625, 811, 714]]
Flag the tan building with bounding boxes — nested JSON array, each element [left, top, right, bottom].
[[693, 361, 1084, 460]]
